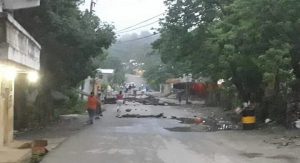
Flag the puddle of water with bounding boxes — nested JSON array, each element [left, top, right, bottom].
[[240, 153, 298, 163], [117, 113, 164, 118], [164, 125, 212, 132], [240, 152, 263, 158], [164, 127, 192, 132], [266, 155, 298, 163]]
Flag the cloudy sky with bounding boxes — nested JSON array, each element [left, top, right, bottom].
[[80, 0, 166, 36]]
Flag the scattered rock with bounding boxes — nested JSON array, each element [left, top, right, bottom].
[[170, 115, 239, 131], [32, 140, 49, 156], [32, 146, 48, 155], [33, 140, 48, 147], [165, 127, 191, 132], [194, 117, 204, 124], [165, 124, 211, 132], [18, 142, 32, 149], [265, 118, 272, 124], [264, 137, 295, 148], [171, 116, 177, 119], [217, 121, 239, 130], [294, 140, 300, 146], [119, 113, 164, 118]]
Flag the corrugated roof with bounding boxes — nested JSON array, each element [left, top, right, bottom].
[[96, 68, 114, 74]]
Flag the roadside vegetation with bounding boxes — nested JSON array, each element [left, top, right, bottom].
[[11, 0, 300, 129], [152, 0, 300, 127], [13, 0, 115, 129]]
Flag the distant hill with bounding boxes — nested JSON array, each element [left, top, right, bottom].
[[108, 31, 160, 63]]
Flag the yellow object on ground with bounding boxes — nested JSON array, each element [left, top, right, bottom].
[[242, 116, 256, 124]]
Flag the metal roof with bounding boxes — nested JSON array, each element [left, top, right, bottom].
[[96, 68, 114, 74]]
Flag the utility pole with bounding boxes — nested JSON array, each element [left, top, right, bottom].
[[90, 0, 96, 13]]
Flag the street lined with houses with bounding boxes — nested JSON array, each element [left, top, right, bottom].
[[40, 75, 300, 163], [1, 1, 300, 163]]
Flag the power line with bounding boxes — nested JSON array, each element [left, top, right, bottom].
[[116, 12, 165, 32], [116, 33, 159, 44], [116, 20, 160, 34]]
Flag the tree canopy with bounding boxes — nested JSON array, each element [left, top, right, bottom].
[[14, 0, 115, 90], [154, 0, 300, 124], [12, 0, 115, 127]]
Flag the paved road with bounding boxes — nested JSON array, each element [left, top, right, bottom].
[[125, 74, 146, 87], [42, 103, 299, 163]]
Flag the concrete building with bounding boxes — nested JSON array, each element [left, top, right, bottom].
[[79, 69, 114, 100], [96, 68, 114, 83], [79, 76, 99, 100], [0, 1, 41, 162]]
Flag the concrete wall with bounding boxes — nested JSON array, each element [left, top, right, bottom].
[[0, 77, 14, 147], [80, 77, 91, 100], [101, 74, 113, 83], [79, 77, 102, 100], [162, 84, 173, 96], [0, 13, 40, 70], [3, 0, 40, 10]]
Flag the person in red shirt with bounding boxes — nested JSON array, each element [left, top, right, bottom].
[[116, 91, 124, 113], [86, 92, 98, 124], [116, 91, 124, 100]]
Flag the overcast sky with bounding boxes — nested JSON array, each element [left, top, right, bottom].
[[80, 0, 166, 36]]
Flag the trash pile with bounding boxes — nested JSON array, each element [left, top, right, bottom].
[[264, 136, 300, 148], [168, 116, 240, 132], [125, 95, 178, 106], [117, 113, 165, 118]]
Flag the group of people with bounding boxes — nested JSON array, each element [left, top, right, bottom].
[[86, 91, 124, 124]]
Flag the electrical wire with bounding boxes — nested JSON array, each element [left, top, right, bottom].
[[116, 20, 160, 34], [116, 33, 159, 44], [116, 12, 165, 32]]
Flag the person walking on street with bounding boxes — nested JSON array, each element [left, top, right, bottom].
[[116, 91, 124, 114], [86, 92, 98, 124], [177, 91, 182, 104], [95, 93, 103, 119]]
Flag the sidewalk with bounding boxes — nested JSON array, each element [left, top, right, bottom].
[[0, 146, 31, 163]]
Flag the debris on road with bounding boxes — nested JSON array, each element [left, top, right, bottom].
[[165, 125, 211, 132], [295, 119, 300, 129], [264, 136, 300, 148], [104, 97, 117, 104], [171, 116, 199, 124], [125, 95, 178, 106], [169, 115, 240, 132], [117, 113, 164, 118]]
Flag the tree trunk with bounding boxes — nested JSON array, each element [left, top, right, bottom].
[[287, 46, 300, 128]]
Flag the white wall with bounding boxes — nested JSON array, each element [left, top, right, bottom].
[[0, 13, 40, 70], [79, 76, 93, 100], [3, 0, 40, 10]]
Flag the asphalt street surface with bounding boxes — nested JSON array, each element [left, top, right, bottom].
[[42, 75, 299, 163], [42, 103, 299, 163]]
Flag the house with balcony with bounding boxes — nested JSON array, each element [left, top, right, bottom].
[[0, 1, 41, 162]]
